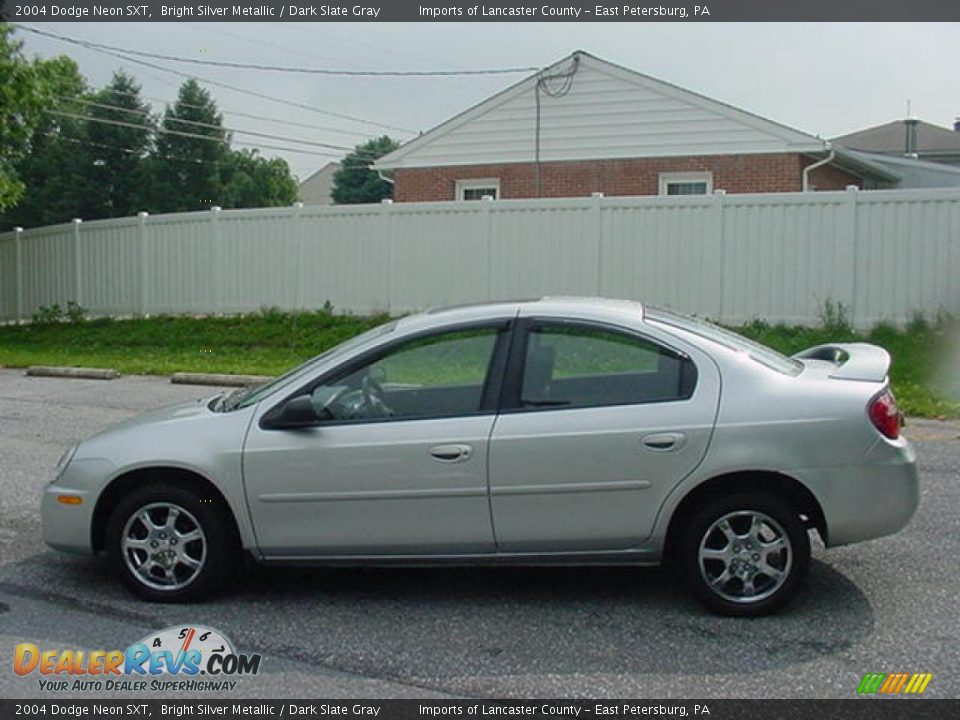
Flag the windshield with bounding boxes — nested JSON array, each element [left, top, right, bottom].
[[227, 320, 398, 410], [645, 307, 803, 376]]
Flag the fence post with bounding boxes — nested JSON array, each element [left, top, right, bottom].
[[137, 212, 149, 315], [845, 185, 860, 328], [72, 218, 83, 308], [210, 206, 222, 313], [591, 192, 604, 295], [482, 195, 494, 301], [713, 189, 727, 323], [14, 227, 24, 321], [380, 199, 393, 314], [292, 202, 304, 309]]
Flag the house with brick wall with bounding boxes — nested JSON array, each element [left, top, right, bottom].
[[374, 51, 918, 202]]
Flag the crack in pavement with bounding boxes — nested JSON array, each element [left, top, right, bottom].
[[0, 579, 464, 699]]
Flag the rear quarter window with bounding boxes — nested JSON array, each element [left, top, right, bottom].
[[520, 323, 697, 409], [646, 308, 802, 377]]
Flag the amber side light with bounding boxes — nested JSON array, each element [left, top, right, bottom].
[[57, 495, 83, 505]]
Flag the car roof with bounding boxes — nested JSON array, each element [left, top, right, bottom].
[[395, 296, 645, 334]]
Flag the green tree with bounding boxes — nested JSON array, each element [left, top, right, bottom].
[[219, 149, 298, 209], [139, 79, 227, 213], [0, 55, 89, 229], [76, 71, 154, 219], [0, 24, 54, 211], [331, 136, 399, 204]]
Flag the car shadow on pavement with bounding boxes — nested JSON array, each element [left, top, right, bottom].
[[2, 552, 873, 680], [222, 557, 874, 678]]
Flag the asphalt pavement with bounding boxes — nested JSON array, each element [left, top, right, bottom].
[[0, 369, 957, 699]]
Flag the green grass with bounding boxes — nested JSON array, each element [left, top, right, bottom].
[[0, 309, 389, 377], [0, 308, 956, 418], [733, 315, 959, 418]]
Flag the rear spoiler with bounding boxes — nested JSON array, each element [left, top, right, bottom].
[[792, 343, 891, 382]]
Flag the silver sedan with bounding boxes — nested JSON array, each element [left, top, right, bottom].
[[42, 298, 918, 616]]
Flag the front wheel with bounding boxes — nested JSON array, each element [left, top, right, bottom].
[[106, 483, 237, 602], [677, 493, 810, 617]]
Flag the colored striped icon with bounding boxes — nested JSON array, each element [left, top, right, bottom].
[[857, 672, 933, 694]]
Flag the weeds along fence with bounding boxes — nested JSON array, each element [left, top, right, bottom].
[[1, 187, 958, 328]]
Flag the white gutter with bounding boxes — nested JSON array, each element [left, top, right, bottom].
[[377, 170, 395, 185], [802, 143, 836, 192]]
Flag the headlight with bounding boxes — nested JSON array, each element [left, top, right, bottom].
[[53, 444, 79, 481]]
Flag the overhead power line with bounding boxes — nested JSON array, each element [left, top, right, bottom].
[[19, 24, 539, 77], [101, 87, 375, 139], [49, 111, 349, 159], [17, 24, 416, 134], [58, 96, 366, 153], [55, 95, 390, 161], [54, 134, 229, 168]]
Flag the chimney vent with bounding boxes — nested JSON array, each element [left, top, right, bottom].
[[904, 118, 919, 155]]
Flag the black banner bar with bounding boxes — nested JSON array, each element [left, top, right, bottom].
[[0, 700, 957, 720], [2, 0, 960, 22]]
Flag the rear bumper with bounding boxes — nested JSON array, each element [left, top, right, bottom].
[[796, 438, 919, 547]]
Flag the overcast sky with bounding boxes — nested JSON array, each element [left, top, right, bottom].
[[15, 22, 960, 181]]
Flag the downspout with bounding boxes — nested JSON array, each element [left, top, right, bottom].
[[802, 143, 835, 192], [377, 170, 395, 185]]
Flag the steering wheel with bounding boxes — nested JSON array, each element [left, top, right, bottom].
[[361, 371, 394, 417]]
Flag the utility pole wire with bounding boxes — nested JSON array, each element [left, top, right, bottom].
[[56, 96, 386, 157], [19, 24, 539, 77], [54, 96, 390, 161], [17, 24, 417, 134], [48, 111, 352, 159]]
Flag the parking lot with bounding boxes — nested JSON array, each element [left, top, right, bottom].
[[1, 369, 958, 699]]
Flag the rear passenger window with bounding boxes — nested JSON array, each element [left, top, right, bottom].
[[520, 324, 696, 409]]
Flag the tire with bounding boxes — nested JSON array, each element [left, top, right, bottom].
[[676, 492, 810, 617], [105, 482, 237, 602]]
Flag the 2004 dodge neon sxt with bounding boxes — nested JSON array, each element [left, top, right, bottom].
[[42, 298, 918, 616]]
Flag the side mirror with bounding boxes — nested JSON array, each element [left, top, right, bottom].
[[263, 395, 318, 429]]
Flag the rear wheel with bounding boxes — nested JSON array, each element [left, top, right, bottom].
[[677, 493, 810, 617], [106, 483, 236, 602]]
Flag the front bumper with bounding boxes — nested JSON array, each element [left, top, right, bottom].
[[796, 437, 919, 547], [42, 483, 96, 554], [41, 455, 113, 555]]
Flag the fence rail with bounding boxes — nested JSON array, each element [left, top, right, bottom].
[[2, 187, 959, 328]]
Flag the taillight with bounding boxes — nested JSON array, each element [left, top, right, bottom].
[[869, 390, 901, 439]]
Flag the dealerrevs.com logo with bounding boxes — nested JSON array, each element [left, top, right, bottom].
[[13, 625, 262, 692]]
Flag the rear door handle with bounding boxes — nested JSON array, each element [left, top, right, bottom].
[[642, 433, 687, 452], [429, 444, 473, 462]]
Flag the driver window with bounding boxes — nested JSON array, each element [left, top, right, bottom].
[[313, 327, 499, 422]]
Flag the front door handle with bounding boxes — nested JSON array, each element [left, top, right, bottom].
[[429, 444, 473, 462], [642, 432, 687, 452]]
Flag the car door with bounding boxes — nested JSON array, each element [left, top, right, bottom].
[[488, 318, 720, 552], [243, 322, 509, 557]]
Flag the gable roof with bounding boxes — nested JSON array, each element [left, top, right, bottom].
[[838, 148, 960, 188], [375, 51, 828, 170], [833, 120, 960, 155], [299, 161, 340, 186]]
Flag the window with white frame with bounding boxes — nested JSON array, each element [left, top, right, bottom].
[[456, 178, 500, 201], [658, 172, 713, 196]]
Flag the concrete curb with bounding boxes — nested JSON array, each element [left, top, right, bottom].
[[26, 366, 120, 380], [171, 372, 273, 387]]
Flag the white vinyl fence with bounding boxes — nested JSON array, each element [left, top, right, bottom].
[[1, 187, 959, 328]]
